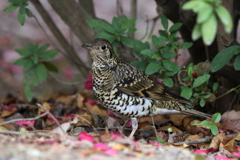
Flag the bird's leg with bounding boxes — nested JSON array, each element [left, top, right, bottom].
[[129, 118, 138, 139], [118, 119, 130, 138], [151, 115, 161, 143]]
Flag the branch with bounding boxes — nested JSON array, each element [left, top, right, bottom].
[[31, 0, 89, 78]]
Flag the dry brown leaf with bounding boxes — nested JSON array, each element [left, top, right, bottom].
[[221, 110, 240, 132], [139, 115, 169, 125], [169, 114, 189, 126], [85, 103, 107, 118], [209, 132, 226, 150]]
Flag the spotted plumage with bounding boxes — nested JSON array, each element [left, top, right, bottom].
[[82, 38, 211, 137]]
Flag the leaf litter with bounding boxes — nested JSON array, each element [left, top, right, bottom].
[[0, 91, 240, 159]]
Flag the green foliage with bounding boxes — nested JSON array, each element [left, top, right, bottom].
[[87, 14, 193, 88], [182, 0, 233, 45], [4, 0, 32, 25], [180, 63, 215, 107], [211, 45, 240, 72], [13, 43, 59, 101], [200, 113, 221, 135], [86, 14, 138, 54]]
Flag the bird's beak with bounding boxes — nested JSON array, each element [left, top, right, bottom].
[[82, 43, 92, 50]]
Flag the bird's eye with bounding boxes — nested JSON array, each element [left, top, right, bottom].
[[101, 45, 106, 50]]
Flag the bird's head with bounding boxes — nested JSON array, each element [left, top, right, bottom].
[[82, 38, 117, 64]]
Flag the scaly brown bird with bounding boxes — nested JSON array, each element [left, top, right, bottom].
[[82, 38, 211, 137]]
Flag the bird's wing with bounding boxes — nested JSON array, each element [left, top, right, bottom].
[[112, 62, 189, 104]]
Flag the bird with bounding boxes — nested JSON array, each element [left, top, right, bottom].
[[82, 38, 212, 138]]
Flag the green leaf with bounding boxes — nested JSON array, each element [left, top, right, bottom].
[[40, 49, 59, 61], [149, 136, 168, 144], [19, 5, 26, 14], [13, 57, 29, 66], [212, 113, 221, 123], [131, 61, 148, 72], [152, 35, 168, 49], [42, 62, 58, 73], [160, 14, 168, 30], [140, 49, 158, 58], [125, 27, 137, 34], [211, 46, 239, 72], [158, 30, 168, 37], [212, 82, 219, 92], [86, 19, 115, 34], [192, 74, 210, 88], [200, 98, 205, 107], [120, 18, 136, 31], [24, 85, 33, 102], [37, 44, 49, 55], [23, 59, 34, 70], [197, 7, 213, 23], [192, 24, 201, 41], [33, 54, 38, 64], [234, 54, 240, 70], [163, 78, 173, 87], [182, 1, 210, 13], [35, 63, 47, 81], [120, 36, 135, 48], [180, 42, 193, 49], [163, 59, 175, 71], [201, 14, 217, 45], [151, 54, 161, 59], [169, 23, 182, 32], [188, 66, 193, 78], [96, 31, 115, 42], [8, 0, 28, 4], [4, 4, 19, 12], [215, 5, 233, 33], [15, 48, 32, 57], [180, 86, 192, 100], [210, 124, 219, 135], [17, 9, 25, 25], [200, 120, 211, 127], [145, 61, 162, 75], [25, 8, 33, 17]]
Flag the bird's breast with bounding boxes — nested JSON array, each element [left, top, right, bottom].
[[93, 85, 153, 118]]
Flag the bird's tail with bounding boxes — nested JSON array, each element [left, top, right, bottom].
[[181, 109, 212, 119]]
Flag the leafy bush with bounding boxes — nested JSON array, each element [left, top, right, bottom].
[[13, 43, 59, 101]]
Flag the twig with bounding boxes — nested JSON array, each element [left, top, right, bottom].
[[129, 0, 137, 38], [148, 16, 159, 38], [140, 15, 149, 41], [0, 130, 49, 137], [151, 115, 161, 144], [76, 115, 99, 134], [116, 0, 123, 16], [215, 85, 240, 100], [174, 133, 238, 145], [31, 0, 90, 78], [36, 103, 65, 135], [0, 112, 48, 126], [49, 73, 82, 86]]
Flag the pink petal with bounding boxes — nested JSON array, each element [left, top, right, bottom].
[[194, 150, 208, 154], [149, 141, 162, 146], [87, 75, 92, 80], [156, 78, 163, 83], [4, 105, 11, 111], [232, 152, 240, 157], [107, 111, 115, 116], [86, 99, 96, 105], [215, 155, 231, 160], [15, 120, 35, 127], [94, 143, 109, 150], [85, 81, 93, 90], [78, 131, 94, 142], [110, 131, 122, 138], [63, 68, 74, 79], [132, 141, 140, 148], [103, 149, 118, 156], [219, 130, 224, 133]]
